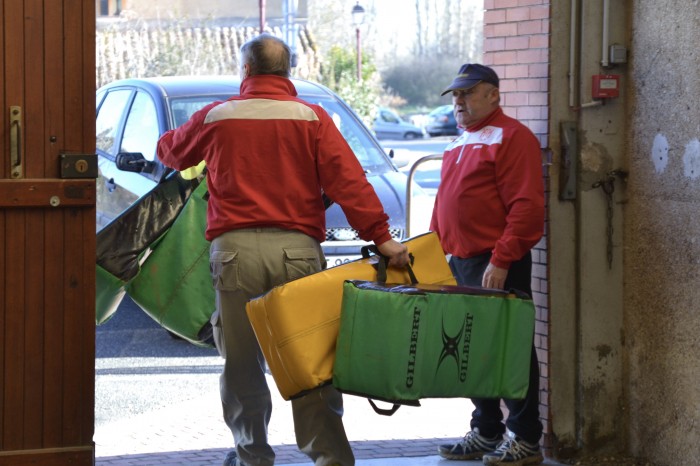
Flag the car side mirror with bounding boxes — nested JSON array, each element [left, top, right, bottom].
[[387, 149, 410, 169], [116, 152, 155, 174]]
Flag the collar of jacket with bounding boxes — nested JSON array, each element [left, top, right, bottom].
[[465, 106, 503, 133], [240, 75, 298, 98]]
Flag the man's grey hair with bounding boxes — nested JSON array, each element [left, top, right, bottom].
[[240, 33, 292, 78]]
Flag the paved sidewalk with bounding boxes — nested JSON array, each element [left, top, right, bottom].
[[94, 297, 569, 466], [95, 362, 565, 466], [94, 304, 483, 466], [95, 368, 469, 464], [94, 368, 495, 465]]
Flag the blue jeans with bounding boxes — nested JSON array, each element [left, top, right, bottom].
[[449, 252, 543, 445]]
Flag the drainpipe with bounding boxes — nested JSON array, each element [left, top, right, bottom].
[[601, 0, 610, 68], [570, 0, 602, 111], [569, 0, 578, 108]]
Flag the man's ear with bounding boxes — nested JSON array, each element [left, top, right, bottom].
[[489, 87, 501, 104]]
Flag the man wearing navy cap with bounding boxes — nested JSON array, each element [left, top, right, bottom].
[[431, 63, 545, 465]]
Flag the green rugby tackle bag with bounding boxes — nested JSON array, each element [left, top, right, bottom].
[[333, 280, 535, 412]]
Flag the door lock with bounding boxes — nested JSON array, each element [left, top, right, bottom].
[[60, 153, 97, 179]]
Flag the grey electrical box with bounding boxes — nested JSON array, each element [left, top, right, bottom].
[[609, 44, 627, 64]]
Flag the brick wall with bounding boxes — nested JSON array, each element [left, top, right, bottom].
[[482, 0, 553, 457]]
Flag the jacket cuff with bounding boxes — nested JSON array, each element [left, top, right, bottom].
[[490, 255, 511, 270], [373, 231, 393, 246]]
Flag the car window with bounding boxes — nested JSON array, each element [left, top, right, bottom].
[[380, 110, 400, 124], [120, 91, 159, 161], [170, 96, 231, 128], [168, 92, 392, 174], [96, 89, 132, 155]]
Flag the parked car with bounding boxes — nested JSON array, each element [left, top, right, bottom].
[[425, 104, 463, 137], [373, 107, 426, 140], [95, 76, 434, 267]]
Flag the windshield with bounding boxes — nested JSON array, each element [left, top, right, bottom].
[[168, 94, 392, 174], [305, 96, 391, 174]]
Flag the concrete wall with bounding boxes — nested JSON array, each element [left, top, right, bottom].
[[625, 1, 700, 463], [547, 0, 630, 457], [546, 0, 700, 463]]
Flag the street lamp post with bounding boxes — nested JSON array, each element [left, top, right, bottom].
[[259, 0, 266, 33], [351, 1, 365, 81]]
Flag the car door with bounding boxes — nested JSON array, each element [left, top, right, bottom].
[[96, 87, 165, 230]]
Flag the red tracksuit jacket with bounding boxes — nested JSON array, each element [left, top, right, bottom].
[[430, 107, 544, 269], [157, 75, 391, 245]]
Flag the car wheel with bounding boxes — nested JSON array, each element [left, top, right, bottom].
[[404, 132, 418, 140]]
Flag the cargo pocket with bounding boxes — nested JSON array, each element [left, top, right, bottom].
[[283, 247, 321, 281], [210, 250, 239, 291]]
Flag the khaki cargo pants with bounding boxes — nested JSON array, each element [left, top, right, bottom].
[[210, 227, 354, 466]]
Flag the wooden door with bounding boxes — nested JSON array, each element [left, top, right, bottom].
[[0, 1, 96, 465]]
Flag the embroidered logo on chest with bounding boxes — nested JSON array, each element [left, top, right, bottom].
[[479, 127, 495, 141]]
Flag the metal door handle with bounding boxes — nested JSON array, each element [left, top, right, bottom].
[[10, 106, 22, 178]]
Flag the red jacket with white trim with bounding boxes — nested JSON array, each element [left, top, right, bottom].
[[157, 75, 391, 245], [430, 107, 544, 269]]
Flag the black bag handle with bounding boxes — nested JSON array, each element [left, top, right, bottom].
[[360, 244, 378, 259], [360, 245, 418, 284], [368, 399, 401, 416], [367, 398, 421, 416]]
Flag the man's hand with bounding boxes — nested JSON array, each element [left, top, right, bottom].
[[482, 262, 508, 289], [376, 239, 410, 268]]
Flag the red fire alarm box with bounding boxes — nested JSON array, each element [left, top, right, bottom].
[[592, 74, 620, 99]]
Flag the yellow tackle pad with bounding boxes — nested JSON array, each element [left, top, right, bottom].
[[245, 231, 456, 400]]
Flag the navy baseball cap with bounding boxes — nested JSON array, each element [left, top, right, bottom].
[[440, 64, 500, 96]]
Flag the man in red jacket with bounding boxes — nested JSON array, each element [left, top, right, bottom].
[[158, 34, 408, 466], [431, 64, 545, 466]]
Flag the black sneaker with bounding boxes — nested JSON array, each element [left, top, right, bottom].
[[438, 428, 502, 460], [482, 430, 544, 465]]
